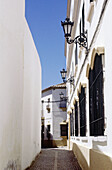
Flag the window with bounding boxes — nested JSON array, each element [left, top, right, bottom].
[[78, 3, 85, 49], [75, 42, 78, 65], [41, 100, 44, 117], [70, 75, 73, 94], [60, 124, 68, 137], [72, 109, 75, 136], [79, 87, 86, 136], [41, 124, 44, 139], [70, 110, 74, 136], [46, 98, 50, 113], [79, 3, 85, 36], [47, 125, 51, 139], [70, 113, 72, 136], [82, 3, 85, 34], [75, 102, 78, 136], [79, 20, 82, 37], [89, 54, 104, 136], [46, 104, 50, 113]]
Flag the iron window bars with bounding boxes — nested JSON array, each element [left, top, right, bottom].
[[79, 87, 86, 136], [89, 54, 104, 136]]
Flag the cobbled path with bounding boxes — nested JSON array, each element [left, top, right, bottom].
[[27, 148, 82, 170]]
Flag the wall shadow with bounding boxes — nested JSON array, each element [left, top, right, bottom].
[[41, 125, 55, 148], [72, 139, 112, 170]]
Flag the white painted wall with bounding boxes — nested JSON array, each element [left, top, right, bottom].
[[0, 0, 41, 169], [0, 0, 24, 169], [22, 20, 41, 170], [66, 0, 112, 158]]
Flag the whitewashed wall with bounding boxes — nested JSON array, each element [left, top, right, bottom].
[[0, 0, 41, 169], [22, 20, 41, 170], [0, 0, 24, 169], [67, 0, 112, 158]]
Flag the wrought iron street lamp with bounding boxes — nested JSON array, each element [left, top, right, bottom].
[[61, 18, 88, 51], [60, 68, 67, 83], [60, 68, 74, 86], [61, 18, 74, 38]]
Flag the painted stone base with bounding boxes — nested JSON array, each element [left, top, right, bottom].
[[71, 142, 112, 170]]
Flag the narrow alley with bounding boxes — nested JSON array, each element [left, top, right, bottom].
[[27, 148, 82, 170], [1, 0, 112, 169]]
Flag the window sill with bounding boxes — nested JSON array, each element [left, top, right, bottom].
[[70, 136, 107, 143], [89, 136, 107, 142]]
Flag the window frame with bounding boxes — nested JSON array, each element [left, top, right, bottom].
[[60, 124, 68, 137], [79, 86, 86, 136], [75, 101, 78, 136], [89, 54, 104, 136]]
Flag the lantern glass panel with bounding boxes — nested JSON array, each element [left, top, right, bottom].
[[68, 24, 71, 35], [62, 72, 66, 79], [64, 24, 67, 35], [60, 69, 67, 82]]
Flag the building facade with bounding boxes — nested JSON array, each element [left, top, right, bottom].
[[0, 1, 41, 169], [63, 0, 112, 169], [41, 83, 68, 148]]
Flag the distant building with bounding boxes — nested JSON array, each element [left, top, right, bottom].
[[62, 0, 112, 169], [41, 83, 68, 148]]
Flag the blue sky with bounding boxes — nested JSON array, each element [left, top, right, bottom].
[[25, 0, 67, 89]]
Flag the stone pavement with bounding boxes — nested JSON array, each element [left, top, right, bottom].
[[27, 147, 82, 170]]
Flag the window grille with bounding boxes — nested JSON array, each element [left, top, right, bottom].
[[82, 3, 85, 34], [79, 20, 81, 38], [46, 98, 50, 113], [60, 124, 68, 137], [47, 125, 51, 139], [46, 104, 50, 113], [70, 109, 74, 136], [75, 42, 78, 65], [79, 87, 86, 136], [89, 54, 104, 136], [73, 109, 75, 136], [70, 112, 74, 136], [75, 102, 78, 136], [79, 3, 85, 45], [41, 124, 44, 139]]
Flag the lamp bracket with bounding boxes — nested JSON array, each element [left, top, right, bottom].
[[66, 31, 88, 51], [64, 76, 75, 86]]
